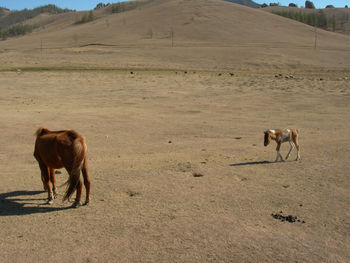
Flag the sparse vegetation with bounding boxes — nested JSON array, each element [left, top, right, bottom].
[[0, 5, 72, 28], [272, 10, 327, 28], [271, 8, 350, 33], [94, 3, 110, 10], [0, 24, 33, 39], [111, 2, 138, 14], [0, 5, 72, 40], [75, 11, 94, 24]]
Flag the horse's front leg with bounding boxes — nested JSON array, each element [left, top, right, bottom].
[[275, 143, 284, 162], [38, 162, 53, 204], [49, 168, 58, 199]]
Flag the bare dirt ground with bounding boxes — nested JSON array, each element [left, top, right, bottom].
[[0, 69, 349, 262]]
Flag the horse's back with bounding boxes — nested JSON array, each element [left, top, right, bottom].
[[34, 128, 85, 169]]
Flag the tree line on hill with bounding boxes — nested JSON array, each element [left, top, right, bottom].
[[0, 1, 349, 40], [271, 9, 336, 31], [262, 1, 350, 33], [261, 1, 348, 8], [0, 4, 72, 40]]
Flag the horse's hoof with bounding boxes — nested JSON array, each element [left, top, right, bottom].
[[71, 201, 82, 208], [47, 199, 53, 205], [83, 200, 90, 206]]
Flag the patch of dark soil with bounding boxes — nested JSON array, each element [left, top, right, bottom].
[[126, 190, 140, 197], [271, 211, 305, 223], [193, 172, 204, 178]]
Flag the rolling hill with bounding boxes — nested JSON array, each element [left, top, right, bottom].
[[224, 0, 260, 8], [0, 0, 349, 71]]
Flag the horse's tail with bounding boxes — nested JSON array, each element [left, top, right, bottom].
[[63, 136, 87, 202], [35, 127, 50, 137]]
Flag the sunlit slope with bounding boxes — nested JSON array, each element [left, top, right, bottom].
[[0, 0, 349, 70]]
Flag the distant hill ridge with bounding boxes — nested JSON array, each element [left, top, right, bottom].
[[0, 4, 72, 28], [224, 0, 261, 8]]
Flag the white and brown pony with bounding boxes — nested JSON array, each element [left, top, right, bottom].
[[264, 129, 300, 162], [33, 127, 90, 207]]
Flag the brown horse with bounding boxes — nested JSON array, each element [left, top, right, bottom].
[[33, 127, 90, 207]]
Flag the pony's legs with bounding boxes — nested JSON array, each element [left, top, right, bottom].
[[38, 161, 54, 203], [72, 179, 83, 208], [285, 142, 295, 160], [68, 167, 82, 208], [275, 143, 284, 162], [82, 159, 90, 205], [295, 143, 300, 161], [294, 137, 300, 161], [49, 168, 58, 199], [41, 174, 48, 191]]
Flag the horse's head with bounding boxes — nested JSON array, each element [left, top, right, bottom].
[[264, 131, 270, 146]]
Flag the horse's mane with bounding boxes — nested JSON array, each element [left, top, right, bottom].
[[35, 127, 50, 137]]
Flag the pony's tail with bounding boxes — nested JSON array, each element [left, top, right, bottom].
[[63, 136, 87, 202]]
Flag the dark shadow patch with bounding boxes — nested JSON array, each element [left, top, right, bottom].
[[0, 190, 71, 216], [230, 160, 271, 166], [126, 190, 140, 197], [271, 211, 305, 224], [193, 172, 204, 178]]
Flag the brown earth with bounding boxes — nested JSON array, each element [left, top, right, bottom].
[[0, 0, 350, 262]]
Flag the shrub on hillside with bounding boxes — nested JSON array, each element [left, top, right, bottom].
[[111, 1, 139, 14], [0, 24, 33, 39], [305, 1, 315, 9], [95, 3, 110, 10], [75, 11, 94, 24], [272, 10, 329, 29], [0, 5, 71, 28]]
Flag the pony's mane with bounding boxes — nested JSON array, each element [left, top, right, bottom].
[[35, 127, 50, 137]]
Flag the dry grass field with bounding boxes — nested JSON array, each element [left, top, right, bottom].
[[0, 0, 350, 262]]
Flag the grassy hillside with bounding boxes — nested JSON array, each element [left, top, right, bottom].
[[0, 0, 349, 71], [0, 4, 73, 39]]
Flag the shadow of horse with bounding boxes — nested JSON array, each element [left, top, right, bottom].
[[0, 190, 70, 216], [229, 160, 272, 166]]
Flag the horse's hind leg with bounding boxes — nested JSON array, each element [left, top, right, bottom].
[[285, 142, 294, 160], [68, 167, 82, 208], [81, 158, 90, 205], [72, 178, 82, 208], [295, 141, 300, 161], [49, 168, 58, 199], [293, 135, 300, 161]]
